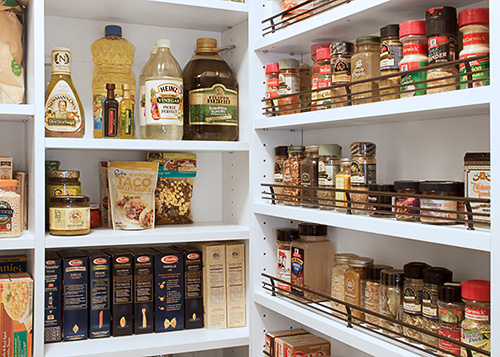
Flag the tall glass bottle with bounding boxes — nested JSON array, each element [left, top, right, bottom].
[[183, 38, 238, 141], [103, 83, 119, 138], [144, 39, 183, 140], [119, 84, 134, 139], [138, 46, 157, 139]]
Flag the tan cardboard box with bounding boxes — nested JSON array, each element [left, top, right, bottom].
[[0, 157, 13, 180], [225, 242, 246, 328], [275, 334, 330, 357], [264, 329, 308, 356]]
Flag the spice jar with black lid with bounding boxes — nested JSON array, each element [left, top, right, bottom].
[[330, 41, 354, 107], [380, 269, 405, 334], [276, 228, 299, 293], [274, 146, 289, 204], [394, 180, 421, 221], [350, 142, 376, 214], [283, 146, 305, 206], [368, 183, 395, 217], [403, 261, 430, 340], [300, 145, 320, 208], [438, 282, 464, 355], [420, 181, 460, 225], [380, 24, 403, 101], [363, 264, 393, 327], [318, 144, 342, 209]]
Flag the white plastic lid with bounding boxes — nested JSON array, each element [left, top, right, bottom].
[[157, 39, 170, 48], [150, 46, 158, 55]]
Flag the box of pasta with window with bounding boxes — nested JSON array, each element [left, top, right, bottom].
[[44, 251, 62, 343], [130, 248, 155, 334]]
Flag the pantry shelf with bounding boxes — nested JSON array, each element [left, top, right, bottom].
[[253, 203, 490, 251], [0, 231, 35, 249], [45, 222, 249, 249], [43, 326, 249, 357], [0, 104, 35, 122]]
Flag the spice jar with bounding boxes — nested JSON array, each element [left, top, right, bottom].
[[45, 160, 61, 171], [394, 180, 421, 221], [291, 223, 335, 300], [368, 183, 395, 217], [426, 6, 459, 94], [380, 269, 405, 334], [403, 262, 430, 340], [420, 181, 460, 225], [379, 24, 403, 101], [464, 152, 490, 226], [265, 62, 280, 116], [311, 43, 330, 110], [461, 280, 490, 356], [299, 63, 311, 112], [344, 256, 374, 321], [438, 282, 464, 355], [363, 264, 393, 327], [90, 203, 101, 228], [300, 145, 319, 208], [276, 228, 299, 293], [351, 36, 381, 105], [350, 142, 376, 214], [400, 20, 428, 97], [281, 0, 312, 23], [330, 41, 354, 107], [274, 146, 289, 204], [318, 144, 342, 209], [283, 146, 305, 205], [0, 180, 21, 238], [458, 8, 489, 89], [331, 253, 358, 317], [335, 158, 351, 213], [421, 267, 453, 347], [49, 195, 90, 236], [278, 58, 300, 115], [316, 47, 332, 110]]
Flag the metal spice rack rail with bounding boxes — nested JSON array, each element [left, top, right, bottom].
[[261, 273, 490, 357], [261, 55, 489, 116], [261, 183, 490, 230]]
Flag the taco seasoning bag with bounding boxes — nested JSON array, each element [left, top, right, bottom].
[[108, 161, 158, 230], [146, 153, 196, 225]]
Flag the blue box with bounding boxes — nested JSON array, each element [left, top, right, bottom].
[[44, 251, 62, 343], [130, 248, 155, 334]]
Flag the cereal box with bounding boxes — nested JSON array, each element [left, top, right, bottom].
[[225, 242, 246, 328], [44, 251, 62, 343], [130, 248, 155, 335]]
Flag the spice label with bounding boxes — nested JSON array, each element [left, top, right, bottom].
[[332, 58, 351, 83], [318, 162, 334, 187], [274, 162, 283, 183], [400, 61, 427, 96], [422, 288, 438, 318], [461, 327, 490, 354], [189, 84, 238, 126], [421, 199, 457, 223], [428, 36, 456, 64], [344, 276, 357, 304], [403, 44, 427, 56], [47, 184, 81, 198], [350, 161, 376, 185], [0, 201, 14, 232], [145, 78, 183, 126], [351, 59, 367, 80], [51, 49, 71, 74], [380, 42, 403, 71], [463, 32, 489, 46], [45, 81, 83, 133], [267, 78, 279, 87], [276, 247, 291, 292], [335, 175, 348, 207], [439, 326, 461, 355], [317, 78, 331, 89], [403, 286, 421, 313], [459, 52, 489, 89], [279, 74, 300, 95], [319, 65, 331, 75], [395, 197, 419, 219], [465, 166, 490, 223], [49, 207, 90, 231], [465, 306, 489, 321], [311, 75, 319, 90], [290, 247, 304, 296]]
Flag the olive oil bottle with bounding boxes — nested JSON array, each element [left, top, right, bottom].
[[183, 38, 238, 141]]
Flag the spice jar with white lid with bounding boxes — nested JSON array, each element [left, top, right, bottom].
[[380, 268, 405, 334], [300, 145, 320, 208], [0, 180, 21, 238], [399, 20, 428, 97], [350, 142, 376, 214], [438, 282, 464, 355], [461, 280, 490, 356], [403, 261, 430, 340], [331, 253, 358, 317], [318, 144, 341, 209], [283, 146, 305, 205], [344, 256, 374, 321], [276, 228, 299, 293], [363, 264, 393, 327]]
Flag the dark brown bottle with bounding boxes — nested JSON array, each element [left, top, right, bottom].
[[183, 38, 238, 141], [103, 83, 119, 138]]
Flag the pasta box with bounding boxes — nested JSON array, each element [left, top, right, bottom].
[[0, 255, 27, 274], [130, 248, 155, 334], [44, 251, 62, 343]]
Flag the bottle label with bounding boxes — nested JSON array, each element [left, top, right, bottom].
[[403, 44, 427, 56], [439, 326, 461, 354], [47, 184, 81, 198], [145, 78, 183, 126], [267, 78, 279, 87], [335, 174, 348, 207], [350, 161, 376, 185], [461, 327, 490, 354], [351, 59, 367, 80], [463, 32, 489, 46], [420, 199, 457, 223], [189, 84, 238, 126], [51, 49, 71, 74], [120, 99, 134, 136], [428, 36, 456, 64], [403, 285, 422, 313], [344, 275, 356, 303], [332, 58, 351, 83], [380, 41, 403, 71], [465, 306, 490, 321], [290, 247, 304, 296], [459, 52, 489, 89], [139, 84, 146, 128], [0, 201, 14, 233], [277, 247, 291, 291], [49, 207, 90, 231], [45, 81, 83, 133], [319, 64, 331, 75], [395, 197, 420, 219], [279, 74, 300, 95], [422, 287, 438, 317], [318, 162, 334, 187], [400, 61, 427, 96]]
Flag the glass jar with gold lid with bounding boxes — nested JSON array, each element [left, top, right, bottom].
[[49, 195, 90, 236]]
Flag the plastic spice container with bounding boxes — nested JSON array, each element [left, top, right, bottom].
[[379, 24, 403, 101], [0, 180, 21, 238], [49, 195, 90, 236], [461, 280, 490, 356], [316, 47, 332, 109], [299, 63, 311, 112], [394, 180, 421, 221], [458, 8, 489, 89], [330, 41, 354, 107], [400, 20, 428, 97], [363, 264, 393, 327], [420, 181, 460, 225], [380, 268, 405, 334], [318, 144, 342, 209], [276, 228, 299, 293], [464, 152, 490, 226], [350, 142, 376, 214], [300, 145, 320, 208], [438, 282, 464, 355], [421, 267, 453, 347], [403, 262, 430, 340], [368, 183, 395, 217], [291, 223, 335, 300], [278, 58, 300, 115], [351, 36, 381, 105], [274, 146, 289, 204], [283, 146, 305, 205], [311, 43, 330, 110], [331, 253, 358, 316], [335, 158, 351, 213], [426, 6, 459, 94], [344, 256, 374, 321], [265, 62, 280, 116]]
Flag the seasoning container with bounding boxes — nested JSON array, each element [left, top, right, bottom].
[[421, 267, 453, 347], [316, 47, 332, 110], [363, 264, 393, 327], [403, 262, 430, 340], [291, 223, 335, 300], [335, 158, 351, 213], [311, 43, 330, 110], [90, 203, 101, 228], [299, 63, 311, 112], [283, 146, 305, 205], [380, 269, 405, 334], [49, 195, 91, 236], [420, 181, 460, 225], [330, 41, 354, 107], [0, 180, 21, 238], [276, 228, 299, 293], [280, 0, 312, 23], [394, 180, 421, 221], [344, 257, 374, 321], [274, 146, 289, 204], [464, 152, 490, 226], [379, 24, 403, 101], [265, 62, 280, 116], [318, 144, 342, 209], [456, 181, 466, 222], [461, 280, 490, 356], [351, 36, 381, 105], [426, 6, 459, 94], [46, 170, 82, 198], [368, 183, 395, 217], [458, 8, 489, 89], [45, 160, 61, 172], [331, 253, 358, 317], [400, 20, 428, 97], [300, 145, 319, 208], [278, 58, 300, 115], [438, 282, 464, 355], [350, 142, 376, 214]]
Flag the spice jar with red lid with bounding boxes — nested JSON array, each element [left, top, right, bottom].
[[461, 280, 490, 355], [265, 62, 280, 116]]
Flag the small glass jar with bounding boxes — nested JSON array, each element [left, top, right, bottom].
[[403, 262, 430, 340], [350, 142, 376, 214], [363, 264, 393, 327], [90, 203, 101, 228], [316, 47, 332, 110], [265, 62, 280, 116], [45, 160, 61, 171], [274, 146, 289, 204], [311, 43, 330, 110], [438, 282, 464, 355], [394, 180, 421, 221], [344, 257, 374, 321], [420, 181, 460, 225], [0, 180, 21, 238], [351, 36, 381, 105], [380, 268, 405, 334], [300, 145, 320, 208], [379, 24, 403, 101], [368, 183, 395, 217], [461, 280, 490, 356], [278, 58, 300, 115], [318, 144, 342, 209], [400, 20, 428, 97], [49, 195, 90, 236], [299, 63, 311, 112], [283, 146, 305, 205], [331, 253, 358, 317], [330, 41, 354, 107], [46, 170, 82, 198], [335, 158, 351, 213], [276, 228, 299, 293]]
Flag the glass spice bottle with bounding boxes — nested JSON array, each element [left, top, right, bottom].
[[300, 145, 320, 208], [299, 63, 311, 112], [461, 280, 490, 356], [265, 62, 280, 116], [311, 43, 330, 110], [344, 257, 374, 321], [330, 41, 354, 108], [439, 283, 465, 355], [318, 144, 342, 209], [316, 47, 332, 110], [394, 180, 421, 221], [274, 146, 289, 204], [363, 264, 393, 327], [379, 24, 403, 101], [331, 253, 358, 317], [403, 262, 430, 341], [351, 36, 381, 105], [420, 181, 460, 225], [278, 58, 300, 115], [400, 20, 428, 97], [283, 146, 305, 205], [380, 268, 405, 334], [368, 183, 395, 217], [350, 142, 376, 215], [335, 158, 351, 213], [276, 228, 299, 293]]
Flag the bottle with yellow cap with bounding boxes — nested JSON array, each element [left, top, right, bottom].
[[183, 38, 238, 141]]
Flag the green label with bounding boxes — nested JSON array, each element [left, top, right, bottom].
[[400, 72, 427, 96], [189, 84, 238, 126], [459, 59, 489, 89], [11, 59, 22, 77]]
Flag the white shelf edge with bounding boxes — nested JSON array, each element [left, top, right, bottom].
[[0, 104, 35, 121], [253, 203, 490, 252], [0, 231, 35, 250], [148, 0, 248, 13], [45, 222, 249, 248], [254, 291, 428, 357], [44, 326, 249, 357]]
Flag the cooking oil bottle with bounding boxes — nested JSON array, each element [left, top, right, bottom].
[[138, 46, 157, 139], [91, 25, 135, 138]]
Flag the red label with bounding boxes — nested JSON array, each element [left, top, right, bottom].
[[265, 91, 278, 99], [93, 258, 107, 265], [465, 306, 489, 321], [439, 326, 461, 354], [187, 253, 200, 260], [317, 80, 331, 89], [161, 255, 179, 264], [46, 260, 55, 266], [311, 76, 319, 89], [116, 256, 129, 264], [319, 65, 331, 75], [68, 259, 82, 266], [267, 78, 279, 87], [137, 256, 150, 263], [403, 43, 427, 56], [463, 32, 489, 46]]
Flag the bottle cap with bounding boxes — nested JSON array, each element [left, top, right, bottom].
[[196, 38, 218, 53], [425, 7, 458, 37], [287, 146, 305, 152], [381, 269, 405, 287], [368, 183, 395, 192], [122, 84, 130, 91], [335, 253, 358, 265], [438, 282, 462, 303], [350, 142, 376, 157], [266, 62, 280, 74], [318, 144, 342, 158], [304, 145, 319, 154], [394, 180, 421, 191], [105, 25, 122, 37], [274, 146, 289, 157], [279, 58, 300, 70], [403, 262, 430, 279], [298, 223, 327, 237], [461, 280, 490, 302], [349, 257, 374, 268], [356, 36, 381, 45], [340, 157, 351, 165], [399, 20, 426, 38], [276, 228, 299, 242], [316, 47, 331, 61], [157, 39, 171, 48], [106, 83, 115, 90], [459, 8, 489, 27], [380, 24, 400, 39], [47, 170, 80, 179], [423, 267, 453, 285], [311, 43, 330, 58], [419, 181, 460, 193], [330, 41, 354, 56]]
